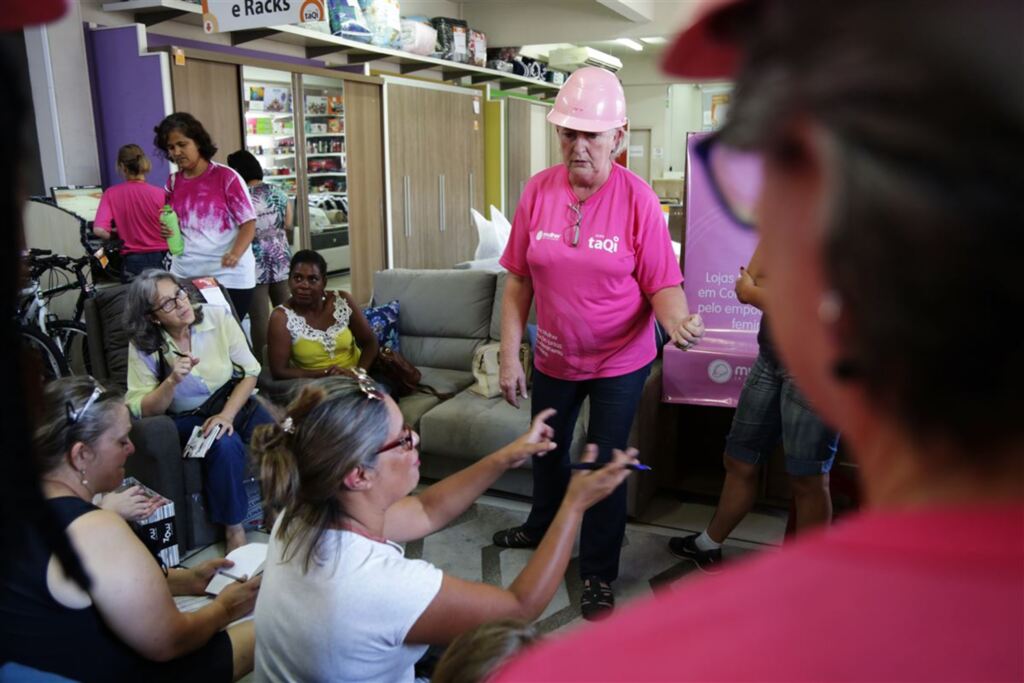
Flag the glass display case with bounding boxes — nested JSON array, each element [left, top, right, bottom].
[[242, 67, 297, 198], [302, 74, 348, 272]]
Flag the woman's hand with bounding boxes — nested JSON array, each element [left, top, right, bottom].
[[564, 444, 638, 512], [181, 558, 236, 595], [202, 413, 234, 439], [99, 486, 165, 522], [735, 266, 756, 302], [168, 354, 199, 385], [500, 408, 557, 469], [671, 313, 705, 350], [214, 574, 262, 622], [221, 251, 242, 268], [500, 354, 529, 408]]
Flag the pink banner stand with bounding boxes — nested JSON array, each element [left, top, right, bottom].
[[662, 133, 761, 407]]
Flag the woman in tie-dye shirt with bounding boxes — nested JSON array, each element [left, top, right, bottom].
[[227, 149, 293, 359], [155, 113, 258, 320]]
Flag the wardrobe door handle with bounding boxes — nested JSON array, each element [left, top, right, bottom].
[[439, 175, 446, 232], [403, 176, 411, 238], [469, 172, 475, 212]]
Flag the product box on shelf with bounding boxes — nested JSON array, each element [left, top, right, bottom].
[[327, 117, 343, 133], [308, 157, 343, 174], [328, 95, 344, 114], [265, 87, 290, 113], [432, 17, 469, 63], [305, 95, 328, 115]]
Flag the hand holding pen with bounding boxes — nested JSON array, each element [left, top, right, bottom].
[[168, 350, 200, 385]]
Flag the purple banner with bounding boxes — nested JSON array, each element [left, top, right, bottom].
[[663, 132, 760, 407], [682, 132, 761, 332]]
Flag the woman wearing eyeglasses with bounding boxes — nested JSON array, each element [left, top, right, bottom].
[[124, 270, 274, 553], [494, 66, 705, 620], [250, 375, 637, 682], [0, 377, 260, 682]]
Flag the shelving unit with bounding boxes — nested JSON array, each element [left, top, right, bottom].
[[103, 0, 563, 99]]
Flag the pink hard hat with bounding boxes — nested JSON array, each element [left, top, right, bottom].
[[546, 66, 628, 133]]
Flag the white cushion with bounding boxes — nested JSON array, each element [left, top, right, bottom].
[[489, 205, 511, 252], [472, 208, 502, 260]]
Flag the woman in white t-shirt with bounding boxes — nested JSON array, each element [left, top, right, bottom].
[[154, 112, 258, 320], [250, 374, 637, 683]]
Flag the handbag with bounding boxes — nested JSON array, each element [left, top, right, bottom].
[[470, 342, 532, 399], [159, 354, 257, 423], [371, 347, 453, 400]]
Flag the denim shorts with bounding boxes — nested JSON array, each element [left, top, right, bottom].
[[724, 350, 839, 476]]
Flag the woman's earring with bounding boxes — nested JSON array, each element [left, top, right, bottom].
[[817, 290, 843, 325], [79, 469, 88, 486]]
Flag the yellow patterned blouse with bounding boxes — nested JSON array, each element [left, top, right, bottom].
[[278, 293, 361, 371]]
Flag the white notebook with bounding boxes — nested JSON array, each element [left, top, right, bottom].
[[204, 542, 268, 595]]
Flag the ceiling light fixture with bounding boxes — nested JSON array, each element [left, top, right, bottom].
[[616, 38, 644, 52]]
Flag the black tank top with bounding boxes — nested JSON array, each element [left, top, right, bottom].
[[0, 497, 168, 681]]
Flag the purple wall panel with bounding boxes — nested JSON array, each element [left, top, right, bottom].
[[87, 25, 171, 190]]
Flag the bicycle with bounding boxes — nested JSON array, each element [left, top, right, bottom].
[[18, 248, 96, 379]]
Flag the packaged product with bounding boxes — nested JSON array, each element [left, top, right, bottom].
[[486, 59, 513, 73], [431, 17, 469, 63], [487, 46, 520, 62], [400, 16, 436, 56], [358, 0, 402, 49], [468, 29, 487, 67], [328, 0, 372, 43], [545, 69, 566, 85]]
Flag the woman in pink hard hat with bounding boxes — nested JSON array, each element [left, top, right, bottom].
[[493, 66, 705, 621]]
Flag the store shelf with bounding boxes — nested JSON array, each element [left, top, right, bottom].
[[245, 111, 293, 118], [306, 133, 344, 138], [254, 153, 295, 159], [307, 153, 342, 158], [104, 0, 562, 98], [265, 174, 297, 180], [308, 172, 347, 177], [305, 114, 344, 118]]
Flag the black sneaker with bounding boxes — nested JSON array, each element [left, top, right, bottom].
[[668, 534, 723, 573], [492, 525, 541, 549]]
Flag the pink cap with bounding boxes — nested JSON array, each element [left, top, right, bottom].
[[547, 66, 628, 133], [662, 0, 752, 80]]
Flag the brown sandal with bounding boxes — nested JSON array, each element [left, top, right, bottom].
[[492, 525, 540, 549]]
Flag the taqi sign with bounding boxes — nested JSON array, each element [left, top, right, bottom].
[[201, 0, 325, 34]]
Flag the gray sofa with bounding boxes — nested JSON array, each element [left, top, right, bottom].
[[374, 269, 665, 515]]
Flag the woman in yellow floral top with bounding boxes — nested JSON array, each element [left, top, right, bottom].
[[266, 250, 379, 380]]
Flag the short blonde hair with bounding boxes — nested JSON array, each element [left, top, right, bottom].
[[117, 143, 151, 177]]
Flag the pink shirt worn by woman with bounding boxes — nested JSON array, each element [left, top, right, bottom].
[[500, 163, 682, 381], [165, 162, 257, 289], [93, 181, 167, 254]]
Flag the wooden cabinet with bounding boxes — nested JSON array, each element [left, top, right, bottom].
[[506, 97, 557, 218], [386, 81, 483, 269], [345, 80, 386, 305], [170, 59, 244, 166]]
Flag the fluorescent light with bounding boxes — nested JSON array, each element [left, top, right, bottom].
[[616, 38, 644, 52], [640, 36, 668, 45]]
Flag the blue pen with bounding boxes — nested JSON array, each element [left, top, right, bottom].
[[569, 462, 652, 472]]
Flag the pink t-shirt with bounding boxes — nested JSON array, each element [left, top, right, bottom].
[[93, 181, 166, 254], [166, 162, 256, 289], [495, 503, 1024, 682], [500, 163, 682, 380]]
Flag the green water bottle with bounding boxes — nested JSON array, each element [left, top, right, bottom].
[[161, 205, 184, 256]]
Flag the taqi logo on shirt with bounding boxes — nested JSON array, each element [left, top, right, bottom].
[[587, 235, 620, 253], [535, 230, 560, 242]]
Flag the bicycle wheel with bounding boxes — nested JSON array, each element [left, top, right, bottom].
[[20, 324, 68, 382], [48, 320, 91, 376]]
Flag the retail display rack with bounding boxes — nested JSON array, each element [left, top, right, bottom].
[[104, 0, 563, 99]]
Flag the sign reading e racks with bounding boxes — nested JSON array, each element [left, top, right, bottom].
[[202, 0, 326, 34]]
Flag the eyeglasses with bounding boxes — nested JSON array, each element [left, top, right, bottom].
[[692, 134, 764, 230], [151, 287, 190, 314], [350, 367, 385, 401], [564, 201, 583, 247], [376, 424, 416, 454]]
